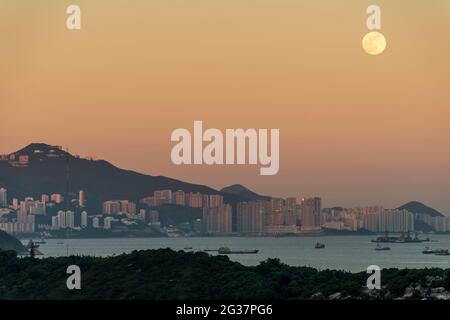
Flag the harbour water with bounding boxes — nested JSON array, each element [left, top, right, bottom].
[[27, 235, 450, 272]]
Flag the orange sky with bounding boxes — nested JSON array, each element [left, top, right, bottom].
[[1, 0, 450, 213]]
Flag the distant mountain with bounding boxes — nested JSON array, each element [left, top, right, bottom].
[[0, 231, 26, 253], [397, 201, 445, 218], [11, 143, 69, 159], [0, 143, 249, 210], [220, 184, 271, 201]]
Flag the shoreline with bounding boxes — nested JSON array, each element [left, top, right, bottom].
[[17, 232, 441, 240]]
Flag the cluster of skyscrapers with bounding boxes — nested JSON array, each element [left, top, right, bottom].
[[0, 188, 89, 234], [416, 213, 450, 232], [0, 185, 443, 236], [321, 206, 415, 233], [136, 190, 323, 235], [236, 197, 322, 235], [0, 188, 48, 233], [139, 190, 232, 233], [139, 190, 226, 209]]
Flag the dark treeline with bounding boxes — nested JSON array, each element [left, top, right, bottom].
[[0, 249, 450, 299]]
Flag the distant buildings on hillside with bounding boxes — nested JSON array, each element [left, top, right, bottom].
[[0, 185, 449, 236]]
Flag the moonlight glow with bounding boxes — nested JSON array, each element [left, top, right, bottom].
[[362, 31, 387, 55]]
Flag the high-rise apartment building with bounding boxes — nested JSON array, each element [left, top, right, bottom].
[[0, 188, 7, 207], [237, 201, 266, 234], [268, 198, 283, 226], [174, 190, 186, 206], [187, 192, 202, 208], [29, 202, 46, 215], [41, 194, 50, 203], [12, 198, 19, 210], [92, 217, 100, 228], [150, 210, 159, 224], [203, 204, 232, 234], [154, 190, 173, 206], [79, 190, 85, 207], [102, 201, 121, 215], [104, 217, 113, 229], [300, 197, 322, 230], [66, 211, 75, 229], [139, 209, 146, 221], [284, 197, 297, 226], [139, 196, 155, 207], [208, 195, 224, 208], [57, 210, 66, 228], [81, 211, 88, 228]]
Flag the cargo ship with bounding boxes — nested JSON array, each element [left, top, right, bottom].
[[372, 231, 430, 243], [435, 249, 450, 256], [422, 247, 439, 254], [422, 247, 449, 255], [218, 246, 258, 254]]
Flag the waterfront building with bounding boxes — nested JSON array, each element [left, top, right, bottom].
[[92, 216, 100, 228], [81, 211, 88, 228]]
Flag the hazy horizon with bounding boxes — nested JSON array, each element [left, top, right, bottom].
[[1, 141, 447, 216], [1, 0, 449, 213]]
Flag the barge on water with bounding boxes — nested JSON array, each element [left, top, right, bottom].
[[218, 246, 258, 254], [372, 231, 430, 243]]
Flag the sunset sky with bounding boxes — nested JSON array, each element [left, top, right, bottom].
[[1, 1, 450, 213]]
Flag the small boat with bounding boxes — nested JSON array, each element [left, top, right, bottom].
[[375, 244, 391, 251], [56, 242, 64, 245], [315, 242, 325, 249], [183, 246, 193, 250], [203, 248, 218, 252], [435, 249, 450, 256], [422, 247, 439, 254], [218, 246, 258, 254]]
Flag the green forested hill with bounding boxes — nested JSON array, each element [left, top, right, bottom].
[[1, 248, 450, 300]]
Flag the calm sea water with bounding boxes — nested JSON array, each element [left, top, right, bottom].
[[26, 235, 450, 272]]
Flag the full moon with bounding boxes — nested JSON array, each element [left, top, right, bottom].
[[362, 31, 386, 55]]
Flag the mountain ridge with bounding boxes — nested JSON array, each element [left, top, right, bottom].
[[0, 143, 248, 210], [220, 184, 271, 201], [397, 201, 444, 218]]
